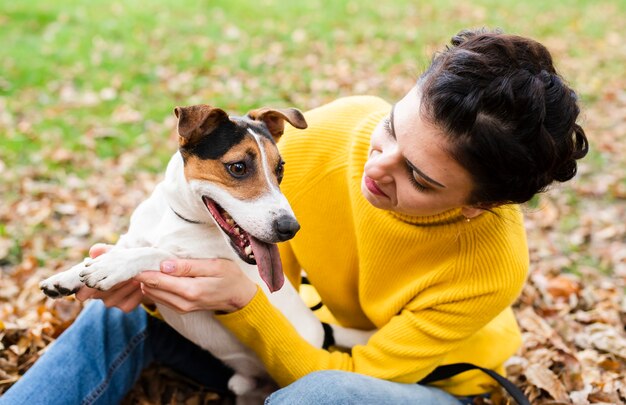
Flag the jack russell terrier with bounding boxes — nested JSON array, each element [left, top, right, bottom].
[[40, 105, 372, 402]]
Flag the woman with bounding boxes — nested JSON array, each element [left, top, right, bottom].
[[1, 29, 587, 404]]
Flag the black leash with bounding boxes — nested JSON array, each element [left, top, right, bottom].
[[305, 275, 335, 350], [321, 322, 335, 350], [420, 362, 530, 405]]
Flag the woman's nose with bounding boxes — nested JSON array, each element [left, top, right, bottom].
[[364, 147, 402, 183]]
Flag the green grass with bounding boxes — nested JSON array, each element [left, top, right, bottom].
[[1, 0, 625, 201], [0, 1, 621, 154], [1, 1, 622, 156]]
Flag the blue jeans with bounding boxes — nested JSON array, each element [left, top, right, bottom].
[[266, 370, 466, 404], [0, 300, 233, 405], [1, 302, 470, 404]]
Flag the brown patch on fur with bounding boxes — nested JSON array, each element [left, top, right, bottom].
[[246, 107, 308, 141], [183, 135, 280, 200], [174, 105, 229, 147]]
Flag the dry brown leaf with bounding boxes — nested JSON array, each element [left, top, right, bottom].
[[547, 275, 581, 301], [579, 323, 626, 360], [524, 364, 570, 402]]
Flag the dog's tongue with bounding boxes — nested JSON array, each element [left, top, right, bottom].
[[249, 237, 284, 292]]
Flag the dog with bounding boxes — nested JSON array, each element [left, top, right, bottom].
[[40, 104, 373, 402]]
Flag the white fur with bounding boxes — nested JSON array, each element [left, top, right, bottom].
[[41, 148, 373, 403]]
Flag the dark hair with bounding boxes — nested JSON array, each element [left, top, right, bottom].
[[419, 28, 588, 206]]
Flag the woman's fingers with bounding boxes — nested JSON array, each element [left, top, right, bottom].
[[137, 261, 257, 313], [75, 280, 144, 313], [134, 258, 235, 297], [89, 243, 113, 258], [140, 284, 200, 313], [115, 288, 145, 313], [97, 280, 142, 309], [159, 258, 226, 278], [134, 271, 193, 294], [75, 285, 98, 302]]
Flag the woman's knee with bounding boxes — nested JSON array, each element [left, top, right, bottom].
[[266, 371, 462, 405], [266, 371, 373, 404]]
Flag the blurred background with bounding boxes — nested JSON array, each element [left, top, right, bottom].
[[1, 0, 626, 403]]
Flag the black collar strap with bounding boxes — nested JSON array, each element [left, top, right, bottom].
[[171, 207, 206, 224]]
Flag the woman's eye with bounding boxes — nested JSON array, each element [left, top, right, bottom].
[[227, 162, 247, 177], [383, 118, 392, 134], [408, 170, 428, 192]]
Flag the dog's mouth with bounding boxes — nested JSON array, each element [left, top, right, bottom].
[[202, 196, 284, 292]]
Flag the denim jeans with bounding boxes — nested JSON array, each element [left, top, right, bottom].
[[0, 300, 233, 405], [266, 370, 465, 404], [1, 301, 469, 404]]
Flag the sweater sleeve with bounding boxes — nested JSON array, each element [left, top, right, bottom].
[[215, 270, 522, 388]]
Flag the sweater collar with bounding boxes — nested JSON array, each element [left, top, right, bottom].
[[387, 207, 468, 227]]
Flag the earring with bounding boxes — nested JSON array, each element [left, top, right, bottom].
[[465, 217, 471, 223]]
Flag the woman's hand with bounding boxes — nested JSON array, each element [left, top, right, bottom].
[[75, 243, 147, 313], [134, 258, 257, 314]]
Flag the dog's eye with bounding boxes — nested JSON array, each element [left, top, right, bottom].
[[276, 161, 285, 182], [227, 162, 248, 177]]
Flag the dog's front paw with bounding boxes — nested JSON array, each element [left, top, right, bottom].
[[78, 252, 133, 291], [40, 265, 85, 298]]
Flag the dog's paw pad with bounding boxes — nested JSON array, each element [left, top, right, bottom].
[[40, 283, 78, 298], [57, 285, 79, 295], [40, 285, 61, 298]]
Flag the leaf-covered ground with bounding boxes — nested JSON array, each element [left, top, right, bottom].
[[1, 1, 626, 403]]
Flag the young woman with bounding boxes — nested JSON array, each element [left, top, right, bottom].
[[1, 29, 587, 404]]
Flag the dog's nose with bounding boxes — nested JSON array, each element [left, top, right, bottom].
[[274, 216, 300, 241]]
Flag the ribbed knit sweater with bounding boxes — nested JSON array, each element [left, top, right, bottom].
[[217, 95, 529, 395]]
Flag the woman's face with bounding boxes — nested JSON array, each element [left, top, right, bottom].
[[361, 87, 476, 217]]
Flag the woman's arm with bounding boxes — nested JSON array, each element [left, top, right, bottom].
[[134, 257, 522, 389]]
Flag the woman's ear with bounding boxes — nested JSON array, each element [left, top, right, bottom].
[[461, 206, 485, 219]]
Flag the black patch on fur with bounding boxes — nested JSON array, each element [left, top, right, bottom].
[[182, 120, 246, 160], [239, 118, 275, 142], [180, 117, 276, 161]]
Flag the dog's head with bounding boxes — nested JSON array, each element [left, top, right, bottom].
[[173, 104, 307, 292]]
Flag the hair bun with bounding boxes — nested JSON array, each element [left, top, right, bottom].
[[537, 70, 553, 88], [450, 27, 503, 47], [421, 29, 589, 206]]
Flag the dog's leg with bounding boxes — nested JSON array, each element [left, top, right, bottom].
[[331, 325, 377, 348], [77, 246, 175, 291]]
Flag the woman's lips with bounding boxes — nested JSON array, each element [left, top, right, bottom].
[[364, 176, 388, 197]]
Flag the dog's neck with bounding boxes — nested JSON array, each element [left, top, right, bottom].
[[161, 152, 209, 224]]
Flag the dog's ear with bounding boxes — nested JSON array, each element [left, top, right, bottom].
[[246, 107, 308, 142], [174, 105, 230, 147]]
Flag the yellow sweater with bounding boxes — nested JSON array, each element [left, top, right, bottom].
[[217, 96, 529, 396]]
